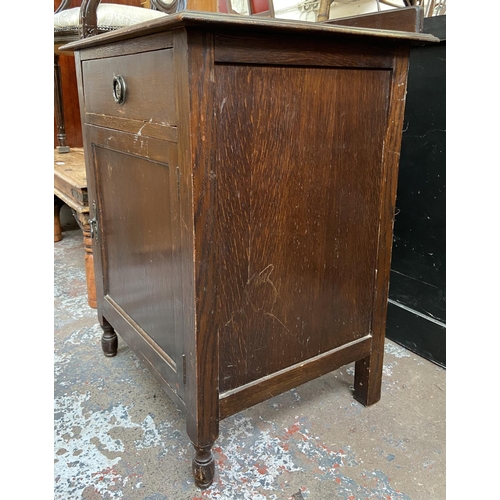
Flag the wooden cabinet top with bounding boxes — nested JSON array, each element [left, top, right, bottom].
[[61, 10, 438, 52]]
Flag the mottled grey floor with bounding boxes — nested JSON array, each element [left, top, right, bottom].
[[54, 210, 445, 500]]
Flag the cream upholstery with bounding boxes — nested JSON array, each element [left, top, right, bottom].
[[54, 4, 167, 33]]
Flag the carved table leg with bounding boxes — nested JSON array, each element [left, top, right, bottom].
[[192, 445, 215, 489], [82, 224, 97, 309], [73, 210, 97, 309], [54, 196, 64, 242], [100, 316, 118, 357]]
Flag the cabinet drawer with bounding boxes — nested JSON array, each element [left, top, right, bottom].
[[82, 49, 177, 139]]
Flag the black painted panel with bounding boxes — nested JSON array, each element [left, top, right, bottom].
[[387, 15, 446, 366], [386, 302, 446, 368]]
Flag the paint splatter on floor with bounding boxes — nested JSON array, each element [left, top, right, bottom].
[[55, 230, 445, 499]]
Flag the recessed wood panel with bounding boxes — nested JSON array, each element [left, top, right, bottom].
[[94, 146, 182, 365], [215, 64, 391, 391]]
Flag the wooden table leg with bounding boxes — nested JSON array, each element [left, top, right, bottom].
[[82, 223, 97, 309], [73, 210, 97, 309], [54, 196, 64, 242]]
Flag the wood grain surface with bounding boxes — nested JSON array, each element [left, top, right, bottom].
[[71, 16, 422, 488], [82, 48, 177, 127], [214, 63, 391, 392]]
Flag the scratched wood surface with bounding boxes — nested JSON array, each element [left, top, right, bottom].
[[54, 147, 87, 188], [53, 0, 147, 149], [83, 124, 186, 401], [61, 11, 437, 54], [72, 14, 424, 487], [353, 46, 411, 407], [82, 48, 177, 127], [54, 148, 89, 211], [180, 30, 219, 486], [214, 64, 391, 392]]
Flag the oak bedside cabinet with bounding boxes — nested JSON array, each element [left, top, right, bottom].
[[62, 12, 436, 488]]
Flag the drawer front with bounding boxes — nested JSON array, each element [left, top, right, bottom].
[[82, 49, 177, 134]]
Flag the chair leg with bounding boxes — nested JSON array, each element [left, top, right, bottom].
[[317, 0, 333, 21], [54, 54, 70, 154]]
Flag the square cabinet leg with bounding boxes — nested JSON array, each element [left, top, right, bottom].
[[353, 353, 383, 407]]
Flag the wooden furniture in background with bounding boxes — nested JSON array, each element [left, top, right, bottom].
[[54, 0, 182, 308], [320, 0, 446, 24], [54, 0, 182, 151], [219, 0, 274, 16], [326, 5, 424, 31], [63, 10, 437, 489], [52, 0, 278, 307], [54, 148, 96, 308]]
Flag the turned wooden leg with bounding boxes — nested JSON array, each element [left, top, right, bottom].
[[73, 210, 97, 309], [192, 445, 215, 489], [353, 353, 383, 407], [100, 317, 118, 357], [54, 196, 64, 242], [82, 223, 97, 309], [54, 54, 70, 154]]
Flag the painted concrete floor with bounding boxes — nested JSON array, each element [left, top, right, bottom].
[[54, 208, 446, 500]]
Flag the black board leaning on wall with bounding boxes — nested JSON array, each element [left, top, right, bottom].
[[386, 15, 446, 367]]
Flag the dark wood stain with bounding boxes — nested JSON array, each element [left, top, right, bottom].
[[220, 336, 372, 419], [62, 10, 437, 53], [54, 0, 148, 148], [68, 12, 436, 488], [354, 47, 411, 407], [214, 32, 394, 68], [215, 63, 391, 392], [82, 48, 177, 127], [325, 6, 424, 33]]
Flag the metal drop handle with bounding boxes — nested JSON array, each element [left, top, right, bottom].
[[112, 75, 126, 104]]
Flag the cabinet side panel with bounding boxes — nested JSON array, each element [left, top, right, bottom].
[[215, 64, 391, 392]]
